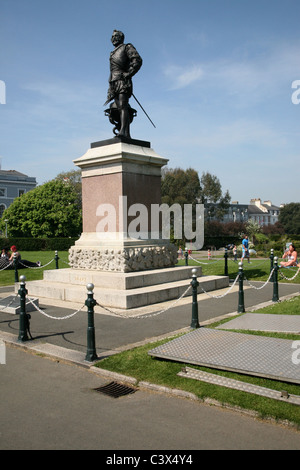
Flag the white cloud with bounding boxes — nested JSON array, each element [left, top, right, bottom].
[[163, 64, 204, 90], [162, 40, 300, 105]]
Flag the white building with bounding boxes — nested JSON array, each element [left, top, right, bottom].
[[205, 198, 281, 226], [248, 199, 280, 226]]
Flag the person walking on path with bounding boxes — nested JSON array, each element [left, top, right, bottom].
[[241, 235, 250, 263]]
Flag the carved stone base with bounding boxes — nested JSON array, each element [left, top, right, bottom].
[[69, 243, 178, 273]]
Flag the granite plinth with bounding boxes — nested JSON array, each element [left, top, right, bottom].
[[70, 139, 176, 272]]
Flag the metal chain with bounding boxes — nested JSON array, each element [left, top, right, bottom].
[[279, 267, 300, 281], [95, 285, 192, 319], [200, 273, 239, 299], [0, 262, 13, 272], [241, 258, 269, 269], [189, 255, 223, 265], [27, 297, 85, 320], [18, 259, 54, 270], [7, 257, 299, 324], [244, 268, 275, 290]]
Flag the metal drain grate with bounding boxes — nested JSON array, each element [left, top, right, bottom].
[[94, 381, 137, 398]]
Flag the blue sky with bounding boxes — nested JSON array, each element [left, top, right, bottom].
[[1, 0, 300, 206]]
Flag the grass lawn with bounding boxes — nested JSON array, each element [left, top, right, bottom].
[[0, 251, 70, 286], [254, 295, 300, 315], [178, 255, 300, 284]]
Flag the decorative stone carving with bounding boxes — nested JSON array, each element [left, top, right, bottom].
[[69, 244, 178, 273]]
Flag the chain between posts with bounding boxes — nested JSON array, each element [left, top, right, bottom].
[[244, 268, 275, 290], [9, 254, 300, 350], [279, 267, 300, 281], [95, 285, 192, 319], [27, 297, 85, 320], [200, 273, 239, 299]]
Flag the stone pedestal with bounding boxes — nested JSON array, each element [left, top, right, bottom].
[[69, 137, 177, 272], [22, 137, 229, 310]]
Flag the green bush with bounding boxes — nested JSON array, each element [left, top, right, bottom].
[[0, 237, 77, 251]]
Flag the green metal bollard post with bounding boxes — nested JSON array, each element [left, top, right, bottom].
[[55, 250, 59, 269], [272, 256, 279, 302], [190, 268, 200, 329], [85, 283, 97, 362], [237, 262, 245, 313], [18, 275, 30, 342], [224, 247, 228, 277], [14, 252, 19, 283], [184, 250, 189, 266], [269, 248, 274, 283]]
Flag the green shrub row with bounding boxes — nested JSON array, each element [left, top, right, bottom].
[[204, 234, 300, 253], [0, 237, 77, 251]]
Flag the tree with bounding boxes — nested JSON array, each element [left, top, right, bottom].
[[262, 222, 285, 236], [161, 168, 202, 246], [0, 180, 82, 238], [245, 219, 261, 243], [200, 172, 222, 203], [161, 167, 201, 206], [55, 169, 82, 210], [279, 203, 300, 235], [200, 172, 231, 219]]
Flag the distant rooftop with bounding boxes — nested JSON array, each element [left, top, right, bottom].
[[0, 170, 29, 177], [0, 169, 36, 182]]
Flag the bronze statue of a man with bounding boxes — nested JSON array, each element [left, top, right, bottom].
[[106, 30, 142, 138]]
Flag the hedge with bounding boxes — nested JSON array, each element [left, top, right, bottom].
[[0, 237, 77, 251]]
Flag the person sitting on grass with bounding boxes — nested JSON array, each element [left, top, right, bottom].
[[280, 244, 298, 268], [0, 247, 11, 269], [9, 245, 41, 268], [1, 247, 10, 260]]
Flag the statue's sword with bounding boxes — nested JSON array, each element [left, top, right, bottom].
[[132, 94, 156, 128], [104, 94, 156, 129]]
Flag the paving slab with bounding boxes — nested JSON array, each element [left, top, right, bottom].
[[0, 295, 39, 315], [217, 313, 300, 334], [178, 367, 300, 405], [149, 328, 300, 384]]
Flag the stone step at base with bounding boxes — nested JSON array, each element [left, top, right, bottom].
[[42, 266, 201, 290], [20, 271, 229, 310]]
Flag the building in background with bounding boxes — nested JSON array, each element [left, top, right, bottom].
[[0, 169, 37, 217], [205, 198, 281, 226], [247, 198, 281, 226]]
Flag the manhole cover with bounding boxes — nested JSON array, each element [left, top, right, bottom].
[[94, 381, 137, 398]]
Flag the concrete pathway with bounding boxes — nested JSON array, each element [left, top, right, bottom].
[[0, 281, 300, 450], [1, 346, 300, 450]]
